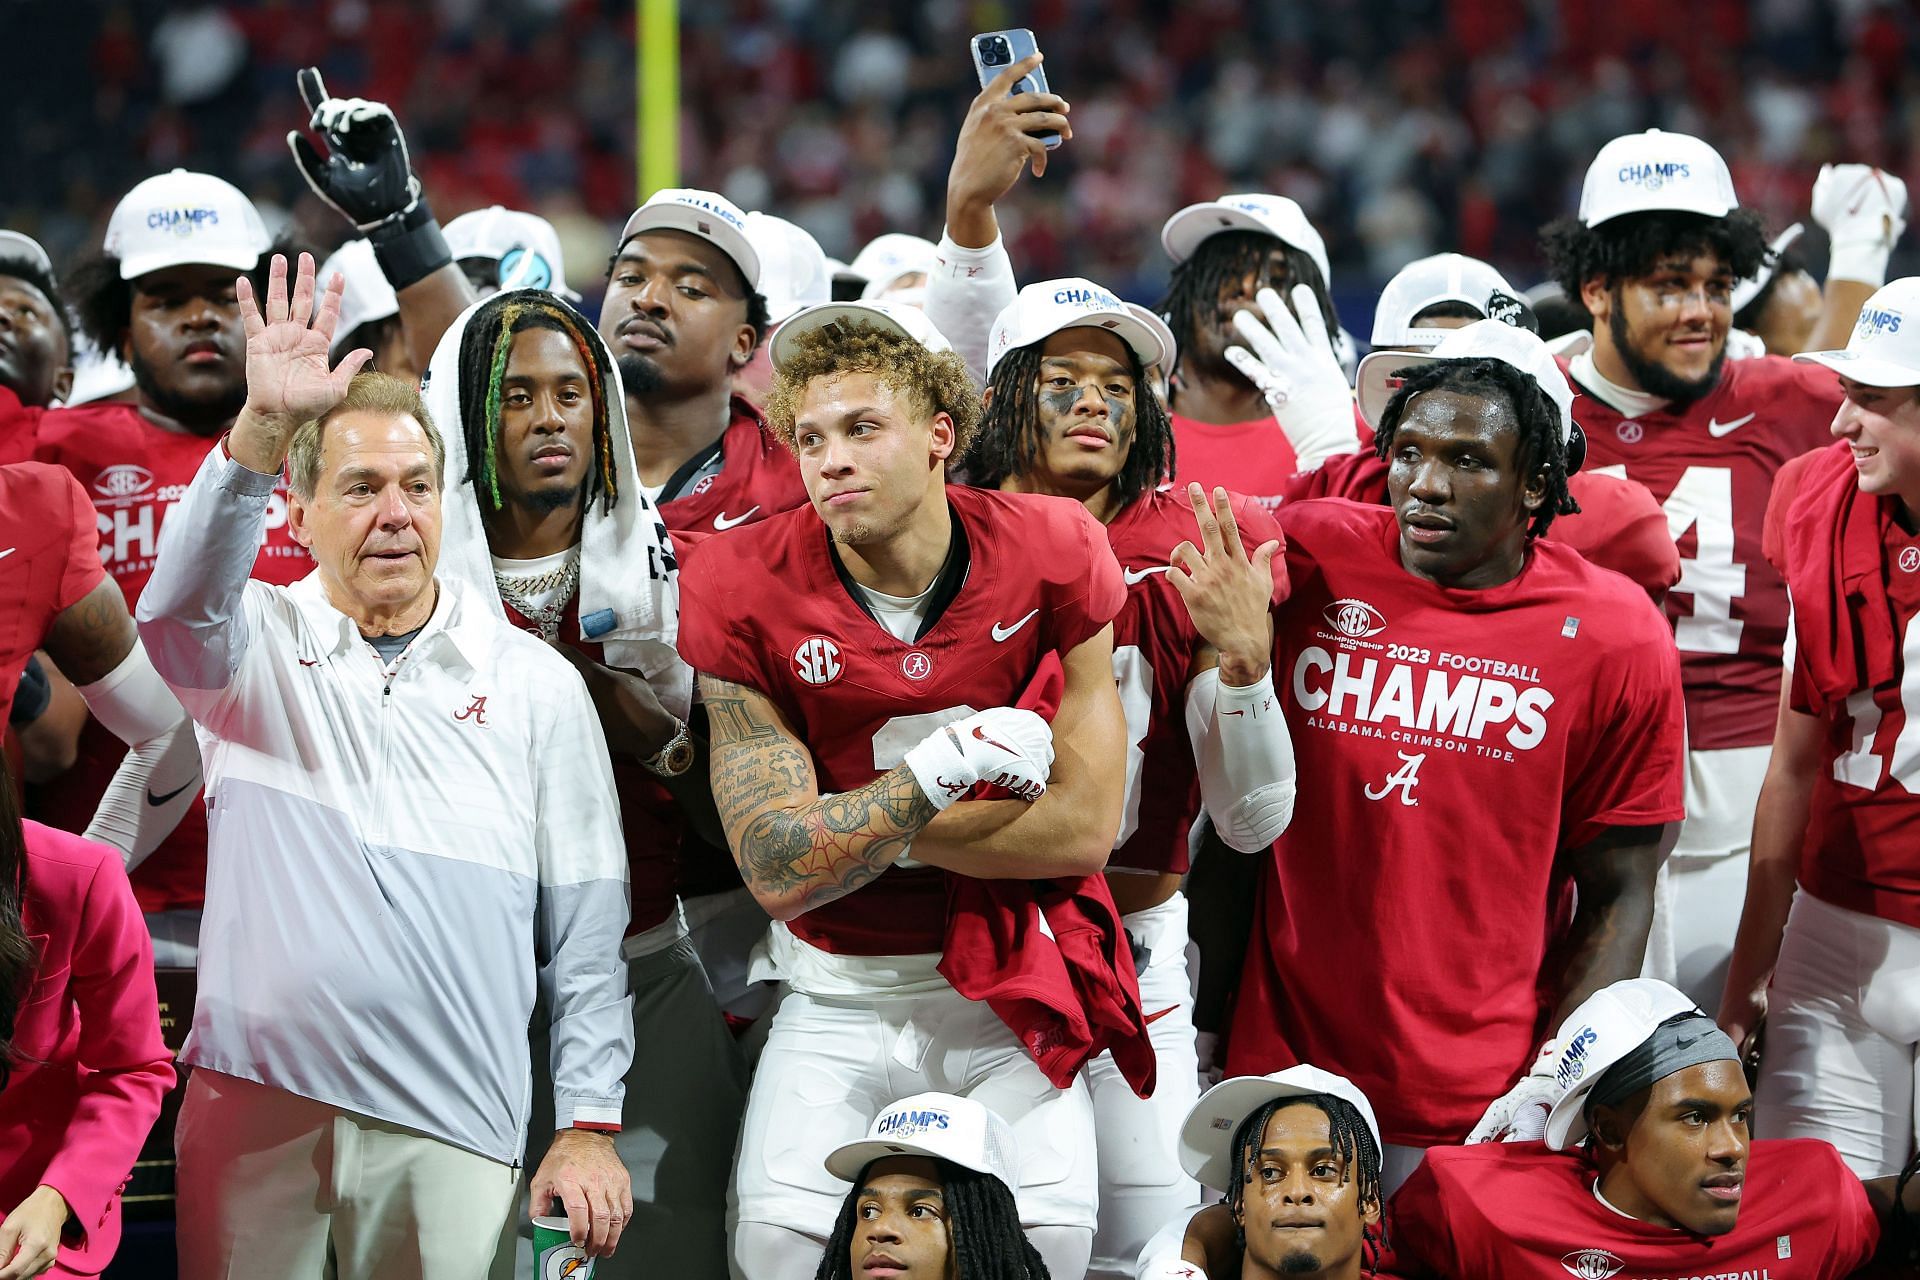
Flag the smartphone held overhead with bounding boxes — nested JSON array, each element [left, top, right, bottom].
[[971, 28, 1063, 150]]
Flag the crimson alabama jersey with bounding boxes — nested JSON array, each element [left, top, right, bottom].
[[1286, 452, 1681, 603], [656, 395, 809, 537], [27, 403, 310, 914], [0, 465, 106, 727], [1226, 499, 1685, 1146], [1106, 486, 1284, 875], [1765, 448, 1920, 932], [676, 485, 1125, 956], [1378, 1140, 1878, 1280], [1572, 354, 1839, 748]]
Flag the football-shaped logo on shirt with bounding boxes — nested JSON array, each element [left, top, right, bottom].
[[94, 463, 154, 499], [793, 635, 843, 686], [1560, 1249, 1624, 1280], [1323, 598, 1387, 639]]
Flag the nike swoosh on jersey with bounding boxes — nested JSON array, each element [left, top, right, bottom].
[[1707, 413, 1756, 437], [991, 609, 1039, 642], [712, 506, 760, 530], [146, 779, 197, 807], [0, 548, 13, 561], [1123, 565, 1170, 585]]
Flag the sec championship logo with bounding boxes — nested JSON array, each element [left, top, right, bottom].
[[793, 636, 843, 686]]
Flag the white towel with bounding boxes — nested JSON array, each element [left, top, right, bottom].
[[423, 290, 691, 717]]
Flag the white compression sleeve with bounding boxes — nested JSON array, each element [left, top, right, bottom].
[[926, 229, 1018, 388], [1185, 667, 1297, 853], [75, 644, 200, 867]]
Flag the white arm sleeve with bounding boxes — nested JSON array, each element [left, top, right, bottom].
[[1185, 667, 1297, 853], [925, 229, 1018, 388], [75, 643, 201, 868], [1136, 1204, 1211, 1279]]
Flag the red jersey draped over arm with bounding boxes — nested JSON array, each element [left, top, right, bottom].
[[676, 485, 1126, 955], [30, 404, 312, 915], [1378, 1140, 1878, 1280], [1765, 447, 1920, 931], [656, 396, 810, 536], [1104, 488, 1285, 874], [1226, 499, 1685, 1146], [1571, 354, 1841, 748], [0, 464, 108, 727]]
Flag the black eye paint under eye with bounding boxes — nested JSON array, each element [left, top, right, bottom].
[[1041, 386, 1083, 418], [1102, 390, 1133, 426]]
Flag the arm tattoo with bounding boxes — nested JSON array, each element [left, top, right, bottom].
[[44, 579, 138, 686], [700, 676, 938, 915]]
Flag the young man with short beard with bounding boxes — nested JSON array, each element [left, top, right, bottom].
[[677, 303, 1129, 1280], [968, 278, 1300, 1280], [1378, 979, 1920, 1278], [1539, 130, 1909, 1011], [417, 288, 742, 1279], [1136, 1066, 1385, 1280], [1, 172, 295, 967]]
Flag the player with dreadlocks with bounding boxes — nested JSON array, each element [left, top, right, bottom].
[[1135, 1066, 1384, 1280], [418, 287, 739, 1279], [968, 277, 1298, 1280], [1228, 319, 1687, 1195], [1536, 130, 1909, 1017], [1154, 197, 1361, 508], [815, 1095, 1050, 1280]]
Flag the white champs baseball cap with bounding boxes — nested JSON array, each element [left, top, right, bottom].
[[825, 1093, 1021, 1192], [1731, 222, 1806, 315], [104, 169, 270, 280], [850, 233, 938, 300], [1544, 978, 1705, 1149], [618, 188, 760, 292], [1178, 1065, 1382, 1191], [0, 231, 54, 278], [770, 299, 953, 371], [986, 277, 1175, 378], [1371, 253, 1520, 351], [1793, 276, 1920, 388], [1161, 193, 1332, 291], [1356, 318, 1586, 467], [1578, 129, 1739, 228], [443, 205, 580, 302], [746, 212, 833, 327], [316, 239, 398, 357]]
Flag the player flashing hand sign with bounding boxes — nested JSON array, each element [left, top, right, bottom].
[[1166, 482, 1286, 688]]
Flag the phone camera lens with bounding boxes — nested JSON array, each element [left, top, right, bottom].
[[981, 36, 1010, 65]]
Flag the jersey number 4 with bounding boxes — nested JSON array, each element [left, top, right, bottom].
[[1595, 463, 1747, 654], [1834, 611, 1920, 793]]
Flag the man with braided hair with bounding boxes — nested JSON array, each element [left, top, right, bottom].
[[1136, 1066, 1385, 1280], [815, 1093, 1053, 1280], [677, 300, 1128, 1280], [414, 288, 740, 1279], [1229, 321, 1686, 1193], [968, 277, 1300, 1280]]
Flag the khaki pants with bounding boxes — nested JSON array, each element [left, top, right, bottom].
[[176, 1070, 520, 1280]]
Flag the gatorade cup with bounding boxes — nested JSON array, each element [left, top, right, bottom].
[[532, 1217, 594, 1280]]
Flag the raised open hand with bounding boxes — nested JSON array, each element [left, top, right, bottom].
[[237, 252, 371, 428]]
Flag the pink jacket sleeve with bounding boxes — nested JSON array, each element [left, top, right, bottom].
[[36, 850, 175, 1251]]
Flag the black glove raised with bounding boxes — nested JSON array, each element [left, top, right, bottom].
[[287, 67, 450, 290]]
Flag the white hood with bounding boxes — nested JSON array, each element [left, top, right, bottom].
[[422, 290, 690, 717]]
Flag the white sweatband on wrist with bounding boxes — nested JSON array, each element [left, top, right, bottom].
[[928, 229, 1018, 387], [1185, 667, 1296, 853], [903, 727, 972, 812], [75, 642, 186, 744], [1826, 239, 1893, 287]]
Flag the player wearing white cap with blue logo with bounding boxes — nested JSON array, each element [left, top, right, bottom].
[[1538, 128, 1910, 1015], [13, 168, 281, 968], [1716, 277, 1920, 1180], [814, 1093, 1047, 1280], [1378, 978, 1914, 1279], [443, 204, 582, 303], [1132, 1065, 1383, 1280], [968, 278, 1298, 1280]]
